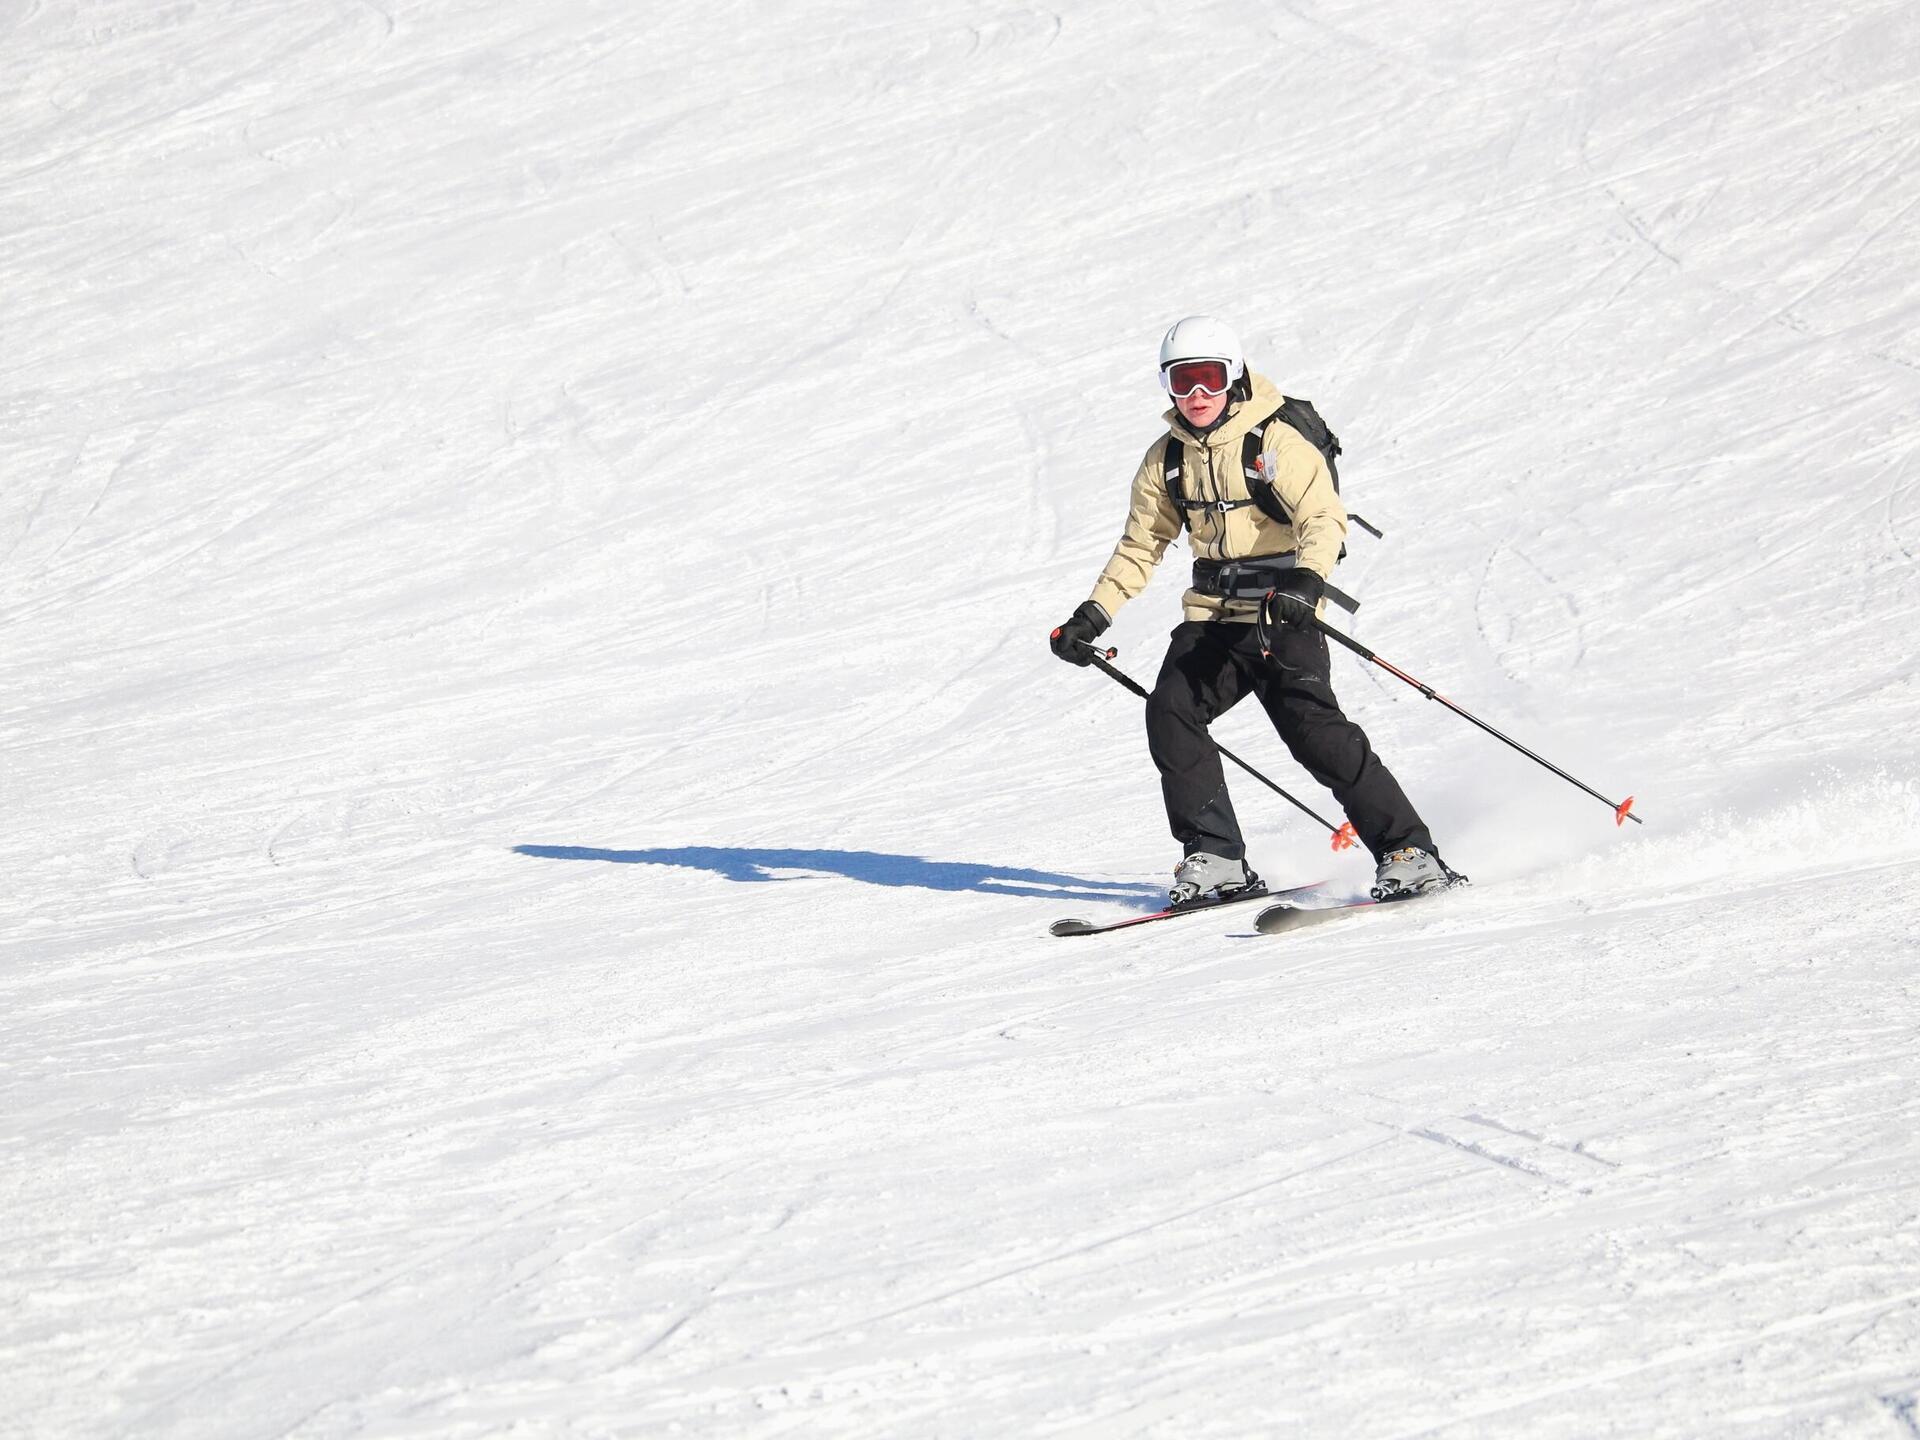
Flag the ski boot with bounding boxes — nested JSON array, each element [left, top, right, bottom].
[[1169, 852, 1262, 908], [1370, 847, 1466, 901]]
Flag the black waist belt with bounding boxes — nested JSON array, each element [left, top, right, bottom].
[[1191, 555, 1360, 613]]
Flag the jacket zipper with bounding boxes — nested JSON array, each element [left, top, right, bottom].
[[1202, 434, 1227, 556]]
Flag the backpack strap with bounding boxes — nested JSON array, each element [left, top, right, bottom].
[[1167, 410, 1381, 541], [1192, 553, 1363, 615], [1240, 418, 1345, 561], [1164, 435, 1262, 525], [1241, 429, 1289, 528]]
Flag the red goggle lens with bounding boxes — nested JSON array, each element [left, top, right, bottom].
[[1164, 359, 1231, 398]]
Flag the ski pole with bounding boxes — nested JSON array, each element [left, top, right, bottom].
[[1070, 640, 1359, 852], [1303, 614, 1643, 827]]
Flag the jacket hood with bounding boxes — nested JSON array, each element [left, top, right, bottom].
[[1164, 372, 1286, 448]]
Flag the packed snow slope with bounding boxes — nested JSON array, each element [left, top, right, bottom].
[[5, 2, 1920, 1436]]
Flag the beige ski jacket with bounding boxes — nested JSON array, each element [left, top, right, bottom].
[[1086, 373, 1349, 624]]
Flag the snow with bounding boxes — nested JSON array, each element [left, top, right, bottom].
[[4, 1, 1919, 1435]]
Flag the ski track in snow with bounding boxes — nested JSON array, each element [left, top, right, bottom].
[[4, 1, 1920, 1436]]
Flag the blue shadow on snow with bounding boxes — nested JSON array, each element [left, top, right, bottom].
[[513, 845, 1164, 908]]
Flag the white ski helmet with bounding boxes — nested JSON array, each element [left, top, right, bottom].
[[1158, 315, 1246, 391]]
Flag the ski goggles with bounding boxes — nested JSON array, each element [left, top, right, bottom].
[[1161, 358, 1233, 398]]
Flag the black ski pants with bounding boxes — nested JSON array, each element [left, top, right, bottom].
[[1145, 619, 1436, 864]]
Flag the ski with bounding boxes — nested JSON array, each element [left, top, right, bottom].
[[1254, 894, 1380, 935], [1049, 881, 1324, 937], [1255, 877, 1468, 935]]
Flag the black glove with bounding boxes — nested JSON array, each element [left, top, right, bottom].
[[1049, 601, 1110, 665], [1264, 569, 1325, 626]]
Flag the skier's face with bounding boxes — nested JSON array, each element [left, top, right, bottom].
[[1176, 386, 1228, 428]]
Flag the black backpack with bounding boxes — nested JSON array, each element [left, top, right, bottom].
[[1162, 396, 1381, 543]]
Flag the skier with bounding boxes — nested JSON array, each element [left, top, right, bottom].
[[1049, 316, 1458, 907]]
